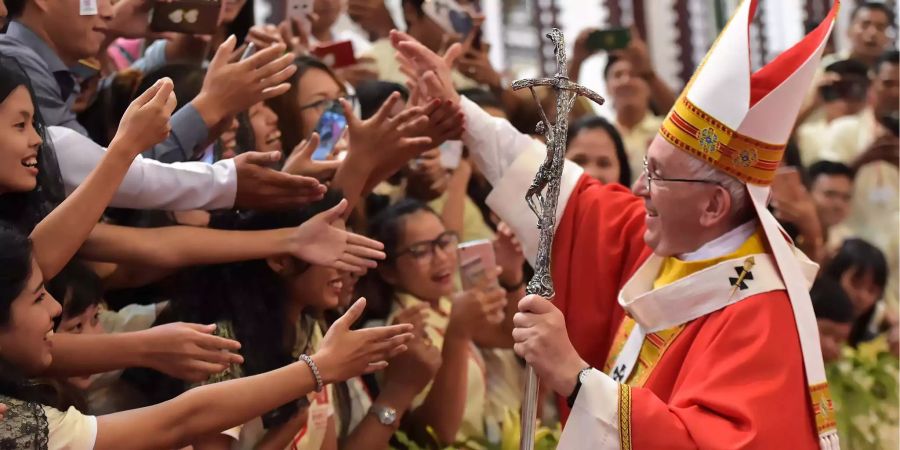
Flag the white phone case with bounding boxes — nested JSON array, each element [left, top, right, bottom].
[[286, 0, 313, 31]]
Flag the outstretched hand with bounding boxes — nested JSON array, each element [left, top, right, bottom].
[[282, 133, 343, 181], [141, 322, 244, 383], [341, 91, 435, 174], [233, 151, 327, 210], [288, 199, 386, 273], [193, 35, 297, 127], [391, 30, 462, 104], [314, 298, 415, 384]]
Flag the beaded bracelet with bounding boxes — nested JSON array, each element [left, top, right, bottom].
[[299, 354, 324, 392]]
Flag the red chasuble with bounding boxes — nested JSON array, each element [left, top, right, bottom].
[[552, 175, 818, 449]]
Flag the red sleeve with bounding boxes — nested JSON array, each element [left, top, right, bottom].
[[628, 292, 819, 450], [551, 176, 650, 418]]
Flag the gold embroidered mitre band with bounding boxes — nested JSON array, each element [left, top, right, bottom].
[[660, 95, 785, 186]]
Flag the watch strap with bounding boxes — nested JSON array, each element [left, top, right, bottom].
[[567, 367, 592, 408]]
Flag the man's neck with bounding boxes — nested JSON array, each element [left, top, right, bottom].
[[872, 103, 891, 120], [16, 15, 76, 66], [312, 27, 332, 44], [616, 103, 648, 130], [677, 220, 757, 262], [849, 51, 878, 68]]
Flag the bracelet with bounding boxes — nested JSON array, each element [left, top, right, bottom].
[[299, 354, 324, 392]]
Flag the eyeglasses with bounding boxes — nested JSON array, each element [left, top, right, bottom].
[[641, 156, 723, 192], [298, 95, 357, 113], [395, 231, 459, 262]]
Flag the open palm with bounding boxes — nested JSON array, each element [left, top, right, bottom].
[[288, 199, 386, 273]]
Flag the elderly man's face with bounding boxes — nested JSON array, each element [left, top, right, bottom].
[[632, 136, 723, 256]]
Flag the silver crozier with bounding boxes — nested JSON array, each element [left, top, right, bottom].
[[510, 28, 604, 450]]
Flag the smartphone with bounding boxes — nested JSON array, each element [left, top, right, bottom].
[[458, 239, 497, 291], [286, 0, 313, 32], [878, 112, 900, 137], [72, 58, 101, 81], [312, 102, 348, 161], [439, 140, 463, 169], [586, 28, 631, 52], [422, 0, 474, 36], [241, 42, 257, 61], [312, 40, 357, 69], [150, 0, 220, 34]]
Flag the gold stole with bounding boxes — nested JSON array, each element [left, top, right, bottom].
[[603, 232, 767, 386]]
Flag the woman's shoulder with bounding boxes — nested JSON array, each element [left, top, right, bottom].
[[0, 394, 97, 450], [0, 395, 50, 449], [43, 404, 98, 450]]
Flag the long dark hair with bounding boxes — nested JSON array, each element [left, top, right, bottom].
[[267, 55, 345, 157], [356, 199, 439, 322], [822, 238, 888, 346], [134, 192, 344, 428], [0, 56, 65, 234], [0, 224, 47, 403], [566, 115, 632, 186], [227, 0, 255, 46]]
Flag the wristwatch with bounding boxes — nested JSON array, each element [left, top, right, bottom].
[[370, 404, 398, 426], [567, 366, 593, 408]]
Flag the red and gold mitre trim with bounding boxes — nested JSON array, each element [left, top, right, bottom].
[[810, 382, 838, 434], [660, 95, 786, 185]]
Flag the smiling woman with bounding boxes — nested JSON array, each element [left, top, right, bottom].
[[0, 221, 415, 450], [0, 57, 64, 234], [267, 55, 348, 158]]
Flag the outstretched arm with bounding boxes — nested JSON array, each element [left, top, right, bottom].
[[93, 298, 414, 450], [79, 200, 385, 274], [44, 322, 242, 381], [79, 223, 293, 269]]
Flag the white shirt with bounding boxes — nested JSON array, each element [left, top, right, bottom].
[[44, 405, 97, 450], [49, 126, 237, 211]]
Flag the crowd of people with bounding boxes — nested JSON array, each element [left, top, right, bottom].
[[0, 0, 896, 448]]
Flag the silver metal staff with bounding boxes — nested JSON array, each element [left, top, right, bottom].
[[511, 28, 604, 450]]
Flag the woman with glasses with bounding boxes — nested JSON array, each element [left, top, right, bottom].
[[359, 199, 508, 446], [268, 56, 357, 159]]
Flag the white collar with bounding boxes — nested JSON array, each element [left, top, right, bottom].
[[677, 220, 758, 262]]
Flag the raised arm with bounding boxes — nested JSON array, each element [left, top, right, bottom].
[[331, 92, 437, 212], [31, 79, 177, 279], [439, 159, 472, 237], [391, 30, 590, 265], [94, 299, 415, 450], [143, 36, 297, 163]]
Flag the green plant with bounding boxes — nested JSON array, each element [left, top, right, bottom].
[[827, 337, 899, 450], [391, 409, 562, 450]]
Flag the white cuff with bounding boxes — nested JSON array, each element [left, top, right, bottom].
[[485, 145, 583, 267], [558, 369, 623, 450], [459, 96, 543, 186]]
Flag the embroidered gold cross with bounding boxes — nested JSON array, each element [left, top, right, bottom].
[[729, 256, 756, 295]]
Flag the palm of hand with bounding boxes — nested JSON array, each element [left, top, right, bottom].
[[292, 216, 348, 267], [386, 338, 441, 387]]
